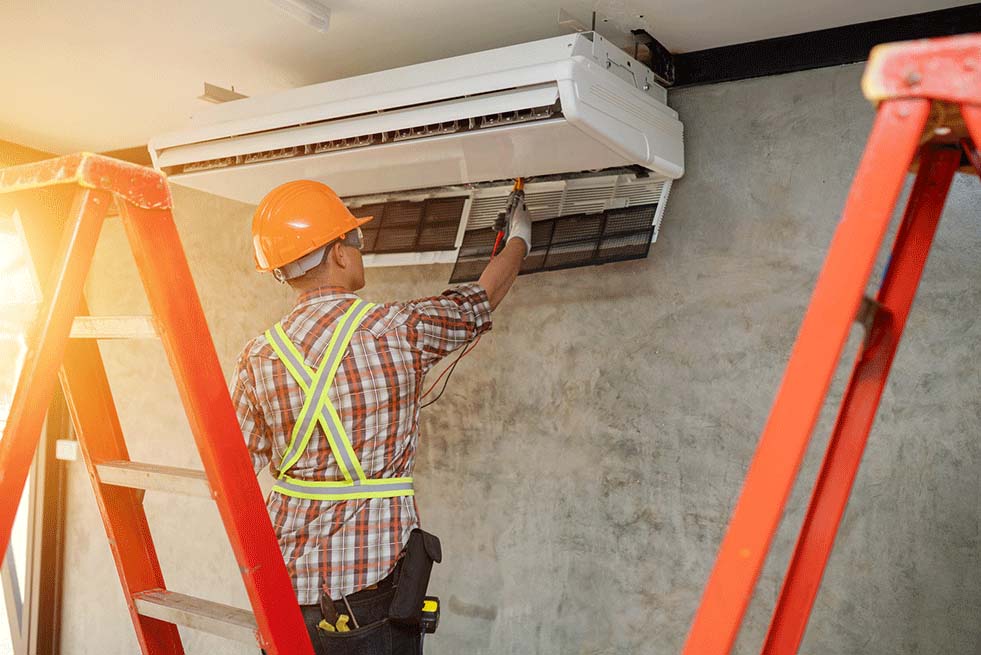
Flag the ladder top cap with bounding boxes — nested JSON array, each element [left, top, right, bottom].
[[863, 33, 981, 106], [0, 152, 171, 210]]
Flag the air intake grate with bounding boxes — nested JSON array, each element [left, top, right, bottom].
[[449, 204, 658, 283], [349, 197, 465, 254], [167, 100, 562, 176], [465, 178, 668, 229]]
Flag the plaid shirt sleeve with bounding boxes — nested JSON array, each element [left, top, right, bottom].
[[405, 282, 493, 369], [230, 345, 273, 474]]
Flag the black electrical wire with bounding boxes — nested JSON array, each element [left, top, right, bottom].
[[420, 336, 481, 409]]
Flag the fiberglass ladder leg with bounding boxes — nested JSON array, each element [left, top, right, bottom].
[[682, 34, 981, 655], [684, 35, 981, 655], [0, 154, 314, 655]]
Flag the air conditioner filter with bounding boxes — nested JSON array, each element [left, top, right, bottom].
[[349, 197, 464, 254], [449, 204, 657, 283]]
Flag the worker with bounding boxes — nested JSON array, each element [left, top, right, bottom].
[[231, 180, 529, 654]]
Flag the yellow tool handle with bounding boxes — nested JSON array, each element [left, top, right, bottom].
[[317, 614, 352, 633]]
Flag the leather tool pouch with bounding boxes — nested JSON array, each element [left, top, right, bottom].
[[389, 529, 442, 627]]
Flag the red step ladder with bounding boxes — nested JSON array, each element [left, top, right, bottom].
[[0, 154, 313, 654], [683, 34, 981, 655]]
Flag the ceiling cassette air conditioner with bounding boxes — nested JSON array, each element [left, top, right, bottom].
[[150, 31, 683, 274]]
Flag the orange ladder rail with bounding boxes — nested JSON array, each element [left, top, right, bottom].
[[684, 34, 981, 654], [0, 154, 313, 654]]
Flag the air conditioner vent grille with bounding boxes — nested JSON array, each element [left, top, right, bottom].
[[311, 134, 379, 153], [617, 179, 665, 204], [350, 197, 466, 254], [165, 101, 562, 176], [465, 175, 668, 231], [450, 203, 657, 283]]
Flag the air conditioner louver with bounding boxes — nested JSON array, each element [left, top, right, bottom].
[[464, 177, 669, 229], [162, 99, 564, 178], [450, 204, 659, 283], [350, 197, 466, 254]]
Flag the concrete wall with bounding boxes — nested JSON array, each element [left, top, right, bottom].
[[61, 62, 980, 654]]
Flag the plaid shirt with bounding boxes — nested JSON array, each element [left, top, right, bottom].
[[231, 283, 492, 604]]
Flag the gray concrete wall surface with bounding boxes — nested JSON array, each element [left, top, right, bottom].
[[59, 62, 980, 654]]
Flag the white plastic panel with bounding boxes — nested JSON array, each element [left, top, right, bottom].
[[166, 120, 634, 203], [153, 31, 684, 208], [171, 36, 584, 142], [152, 33, 671, 153], [559, 60, 684, 178], [363, 251, 459, 268], [155, 84, 560, 170]]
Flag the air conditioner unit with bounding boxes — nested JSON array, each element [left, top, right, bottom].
[[150, 32, 684, 274]]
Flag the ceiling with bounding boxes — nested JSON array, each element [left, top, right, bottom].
[[0, 0, 973, 154]]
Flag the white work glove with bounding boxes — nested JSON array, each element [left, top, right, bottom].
[[506, 196, 532, 258]]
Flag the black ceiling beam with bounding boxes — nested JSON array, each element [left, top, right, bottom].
[[631, 29, 676, 86], [673, 3, 981, 87]]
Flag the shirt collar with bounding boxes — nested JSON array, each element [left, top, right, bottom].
[[295, 286, 360, 308]]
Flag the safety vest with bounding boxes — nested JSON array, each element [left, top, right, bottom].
[[264, 299, 414, 501]]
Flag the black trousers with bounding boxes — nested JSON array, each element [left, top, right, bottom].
[[299, 570, 421, 655]]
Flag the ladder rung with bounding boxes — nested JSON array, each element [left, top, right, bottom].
[[133, 590, 257, 645], [70, 315, 157, 339], [96, 461, 211, 498]]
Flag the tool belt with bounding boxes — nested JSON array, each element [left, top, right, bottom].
[[390, 529, 442, 627], [315, 529, 442, 654]]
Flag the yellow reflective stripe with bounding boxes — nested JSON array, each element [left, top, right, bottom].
[[324, 303, 374, 386], [267, 326, 308, 390], [278, 305, 357, 477], [323, 398, 367, 482], [271, 323, 354, 482], [280, 476, 413, 488], [307, 302, 374, 482], [266, 326, 335, 478], [264, 300, 390, 495], [272, 474, 414, 501], [268, 321, 354, 482], [273, 323, 313, 384], [274, 488, 415, 501]]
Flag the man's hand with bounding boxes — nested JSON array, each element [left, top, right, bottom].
[[505, 194, 531, 257]]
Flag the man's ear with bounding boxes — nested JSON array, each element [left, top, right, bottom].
[[328, 241, 347, 269]]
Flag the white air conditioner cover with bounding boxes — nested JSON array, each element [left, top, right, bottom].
[[150, 32, 684, 203]]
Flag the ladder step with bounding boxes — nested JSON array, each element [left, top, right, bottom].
[[70, 315, 157, 339], [134, 589, 257, 645], [96, 461, 211, 498]]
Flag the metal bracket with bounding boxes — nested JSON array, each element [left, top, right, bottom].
[[630, 29, 675, 86]]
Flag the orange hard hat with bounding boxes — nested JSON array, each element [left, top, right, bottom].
[[252, 180, 373, 273]]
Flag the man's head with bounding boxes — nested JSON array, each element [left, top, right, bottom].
[[284, 227, 366, 292], [251, 180, 372, 292]]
